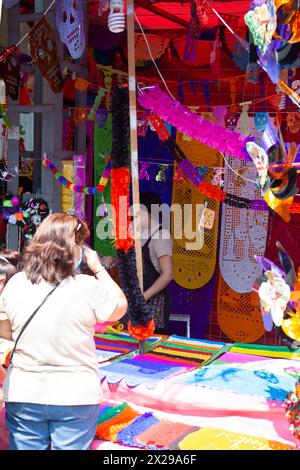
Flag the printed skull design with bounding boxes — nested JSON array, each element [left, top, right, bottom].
[[286, 112, 300, 134], [29, 18, 64, 94], [0, 46, 20, 101], [224, 112, 239, 130], [254, 112, 269, 133], [56, 0, 85, 59]]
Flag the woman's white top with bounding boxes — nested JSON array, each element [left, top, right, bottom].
[[0, 272, 117, 405]]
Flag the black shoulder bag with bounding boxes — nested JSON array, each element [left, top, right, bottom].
[[9, 283, 60, 366]]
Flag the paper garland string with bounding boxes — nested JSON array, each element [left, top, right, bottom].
[[42, 158, 111, 195], [148, 114, 269, 212], [148, 114, 300, 216], [138, 85, 253, 161]]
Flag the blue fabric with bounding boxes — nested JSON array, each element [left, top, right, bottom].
[[5, 402, 99, 450], [99, 356, 187, 389], [180, 363, 298, 401], [116, 413, 160, 448]]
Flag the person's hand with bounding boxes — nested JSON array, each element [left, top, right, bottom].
[[82, 246, 103, 274]]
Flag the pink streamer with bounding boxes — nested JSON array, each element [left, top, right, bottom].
[[138, 86, 252, 160], [73, 154, 86, 221]]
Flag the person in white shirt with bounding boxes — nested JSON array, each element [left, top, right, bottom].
[[0, 213, 127, 450]]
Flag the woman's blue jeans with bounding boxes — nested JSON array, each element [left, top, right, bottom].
[[5, 402, 99, 450]]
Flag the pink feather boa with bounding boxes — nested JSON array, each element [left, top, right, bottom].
[[138, 85, 252, 160]]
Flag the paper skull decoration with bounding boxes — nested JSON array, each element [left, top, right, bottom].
[[55, 0, 85, 59], [254, 112, 269, 133], [224, 112, 239, 131], [0, 46, 20, 101], [29, 18, 64, 94], [286, 112, 300, 134]]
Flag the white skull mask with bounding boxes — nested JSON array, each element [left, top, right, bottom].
[[56, 0, 85, 59]]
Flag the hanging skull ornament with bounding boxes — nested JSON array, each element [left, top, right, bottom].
[[0, 46, 20, 101], [254, 112, 269, 133], [224, 112, 239, 130], [29, 18, 64, 94], [286, 112, 300, 134], [55, 0, 85, 59]]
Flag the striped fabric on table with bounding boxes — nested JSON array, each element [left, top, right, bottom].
[[145, 335, 227, 368], [94, 333, 160, 363], [229, 343, 300, 360]]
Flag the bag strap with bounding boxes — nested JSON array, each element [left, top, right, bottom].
[[9, 282, 60, 366]]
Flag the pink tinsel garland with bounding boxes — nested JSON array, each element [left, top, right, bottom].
[[138, 85, 252, 160]]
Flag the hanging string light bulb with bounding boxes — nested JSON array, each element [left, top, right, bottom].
[[108, 0, 125, 33]]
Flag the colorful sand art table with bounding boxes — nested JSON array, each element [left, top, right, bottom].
[[98, 336, 300, 446]]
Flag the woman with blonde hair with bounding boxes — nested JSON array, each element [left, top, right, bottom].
[[0, 213, 127, 450]]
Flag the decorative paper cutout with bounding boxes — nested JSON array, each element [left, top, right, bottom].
[[219, 156, 269, 293], [254, 112, 269, 133], [29, 17, 64, 93], [172, 128, 221, 289], [217, 275, 265, 343], [55, 0, 85, 59], [135, 34, 169, 62], [0, 46, 20, 100]]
